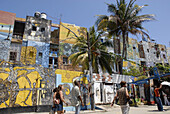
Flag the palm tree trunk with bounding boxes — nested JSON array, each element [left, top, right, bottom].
[[120, 32, 126, 74], [87, 32, 95, 110]]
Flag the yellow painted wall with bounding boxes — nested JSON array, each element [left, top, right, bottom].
[[55, 69, 83, 83], [59, 22, 87, 44], [0, 67, 42, 108], [0, 66, 84, 108], [20, 46, 37, 65]]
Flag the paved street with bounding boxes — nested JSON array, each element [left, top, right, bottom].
[[89, 105, 170, 114], [15, 105, 170, 114]]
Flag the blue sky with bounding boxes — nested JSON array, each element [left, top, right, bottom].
[[1, 0, 170, 47]]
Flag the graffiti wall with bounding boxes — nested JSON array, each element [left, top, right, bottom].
[[59, 43, 78, 57], [0, 11, 15, 61], [55, 69, 91, 111], [20, 40, 50, 68], [59, 22, 87, 44], [23, 16, 51, 42], [0, 40, 11, 61], [0, 61, 55, 108], [127, 38, 139, 60], [159, 44, 168, 64]]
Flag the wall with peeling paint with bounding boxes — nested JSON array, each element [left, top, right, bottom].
[[23, 16, 51, 42]]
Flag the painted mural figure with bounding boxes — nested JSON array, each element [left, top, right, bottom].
[[154, 84, 164, 111], [111, 81, 130, 114], [71, 80, 84, 114], [52, 85, 68, 114]]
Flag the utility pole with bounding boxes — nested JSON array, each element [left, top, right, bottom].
[[87, 32, 95, 110]]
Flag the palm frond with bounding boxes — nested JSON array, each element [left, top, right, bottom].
[[95, 15, 108, 27]]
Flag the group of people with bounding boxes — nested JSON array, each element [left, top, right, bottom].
[[52, 80, 84, 114], [52, 80, 167, 114]]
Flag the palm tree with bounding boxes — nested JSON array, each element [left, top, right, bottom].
[[96, 0, 155, 74], [69, 26, 114, 74]]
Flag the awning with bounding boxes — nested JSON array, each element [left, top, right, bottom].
[[128, 72, 170, 85]]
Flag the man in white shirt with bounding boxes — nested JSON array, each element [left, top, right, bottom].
[[71, 80, 84, 114]]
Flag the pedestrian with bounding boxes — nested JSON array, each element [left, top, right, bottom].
[[163, 92, 170, 106], [52, 87, 58, 114], [53, 85, 68, 114], [71, 80, 84, 114], [154, 84, 163, 111], [111, 81, 130, 114]]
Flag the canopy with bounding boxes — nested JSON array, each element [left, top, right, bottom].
[[128, 73, 170, 85]]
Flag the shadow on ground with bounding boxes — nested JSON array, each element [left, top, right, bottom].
[[148, 107, 170, 112]]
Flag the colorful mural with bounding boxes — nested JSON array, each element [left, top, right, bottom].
[[20, 41, 50, 68], [0, 61, 56, 108], [0, 39, 11, 61], [59, 43, 78, 57], [55, 69, 91, 111], [0, 11, 16, 61], [59, 22, 87, 44], [0, 63, 90, 111], [127, 38, 139, 60]]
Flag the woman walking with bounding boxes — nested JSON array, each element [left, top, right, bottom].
[[53, 85, 68, 114]]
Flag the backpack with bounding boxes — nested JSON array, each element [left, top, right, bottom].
[[54, 99, 60, 104], [54, 93, 60, 105]]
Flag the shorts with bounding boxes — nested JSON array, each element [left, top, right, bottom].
[[52, 104, 63, 111]]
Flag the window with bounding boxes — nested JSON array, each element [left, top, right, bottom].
[[138, 44, 145, 58], [38, 52, 43, 58], [9, 52, 17, 61], [41, 28, 45, 32], [133, 47, 136, 49], [29, 51, 34, 57], [54, 58, 58, 65], [32, 25, 36, 31], [49, 57, 53, 64], [147, 49, 149, 53], [101, 39, 104, 43], [54, 58, 58, 68], [50, 48, 58, 52], [63, 57, 68, 65], [49, 57, 58, 68], [156, 51, 160, 58], [163, 54, 166, 59]]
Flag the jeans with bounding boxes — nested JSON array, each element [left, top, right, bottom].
[[75, 105, 80, 114], [120, 104, 130, 114], [155, 97, 163, 111]]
